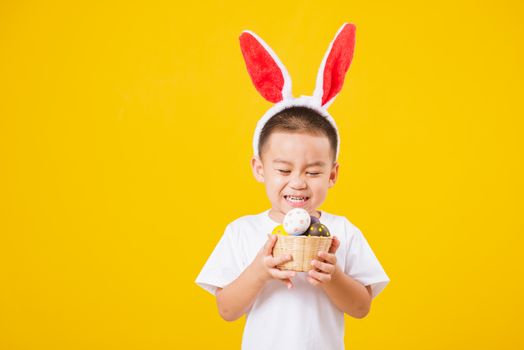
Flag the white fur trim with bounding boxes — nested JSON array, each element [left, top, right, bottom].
[[252, 95, 340, 160], [313, 23, 349, 108], [242, 30, 293, 101]]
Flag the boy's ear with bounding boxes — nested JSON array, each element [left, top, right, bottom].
[[251, 156, 265, 183], [328, 162, 340, 188]]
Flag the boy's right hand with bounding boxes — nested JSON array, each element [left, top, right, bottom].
[[252, 234, 296, 289]]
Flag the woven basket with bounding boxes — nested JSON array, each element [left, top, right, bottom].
[[272, 235, 333, 272]]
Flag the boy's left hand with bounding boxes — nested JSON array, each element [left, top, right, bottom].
[[307, 236, 340, 286]]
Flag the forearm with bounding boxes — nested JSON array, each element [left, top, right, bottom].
[[215, 263, 267, 322], [320, 265, 371, 318]]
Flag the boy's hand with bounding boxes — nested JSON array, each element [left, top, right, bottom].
[[307, 236, 341, 286], [252, 234, 296, 289]]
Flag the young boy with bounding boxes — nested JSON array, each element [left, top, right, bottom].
[[195, 24, 389, 349]]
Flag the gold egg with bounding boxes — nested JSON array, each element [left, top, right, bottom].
[[271, 224, 287, 235]]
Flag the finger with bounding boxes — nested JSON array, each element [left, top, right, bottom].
[[317, 251, 337, 265], [308, 269, 332, 283], [311, 259, 335, 274], [270, 254, 293, 267], [263, 254, 291, 269], [307, 276, 320, 286], [263, 234, 277, 256], [262, 254, 284, 269], [270, 268, 296, 280], [328, 236, 340, 254], [281, 278, 294, 289]]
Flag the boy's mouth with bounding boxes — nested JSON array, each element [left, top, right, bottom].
[[284, 195, 309, 207]]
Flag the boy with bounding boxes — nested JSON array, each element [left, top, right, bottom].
[[195, 24, 389, 349]]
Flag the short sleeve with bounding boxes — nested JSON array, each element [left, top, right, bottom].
[[344, 224, 390, 299], [195, 224, 244, 296]]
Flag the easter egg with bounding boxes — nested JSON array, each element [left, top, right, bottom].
[[283, 208, 311, 235], [271, 224, 287, 235], [306, 222, 331, 237]]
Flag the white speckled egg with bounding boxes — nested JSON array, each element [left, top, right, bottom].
[[283, 208, 311, 235]]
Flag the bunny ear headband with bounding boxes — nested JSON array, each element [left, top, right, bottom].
[[239, 23, 356, 161]]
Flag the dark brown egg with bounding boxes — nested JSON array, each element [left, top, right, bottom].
[[305, 222, 330, 237]]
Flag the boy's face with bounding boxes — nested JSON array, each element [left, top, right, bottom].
[[251, 131, 339, 222]]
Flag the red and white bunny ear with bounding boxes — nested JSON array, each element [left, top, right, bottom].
[[239, 30, 293, 103], [313, 23, 356, 108]]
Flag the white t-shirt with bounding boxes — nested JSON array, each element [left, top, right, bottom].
[[195, 209, 390, 350]]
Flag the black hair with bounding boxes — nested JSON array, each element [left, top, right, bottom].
[[258, 106, 338, 162]]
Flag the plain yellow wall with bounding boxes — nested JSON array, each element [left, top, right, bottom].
[[1, 0, 523, 349]]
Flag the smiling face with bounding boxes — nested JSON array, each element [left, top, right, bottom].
[[251, 131, 339, 223]]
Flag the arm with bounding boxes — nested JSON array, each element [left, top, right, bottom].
[[215, 235, 295, 322], [307, 236, 373, 319]]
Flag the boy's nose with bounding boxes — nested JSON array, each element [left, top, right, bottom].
[[289, 176, 307, 190]]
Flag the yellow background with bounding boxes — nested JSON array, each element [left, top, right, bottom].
[[1, 0, 523, 349]]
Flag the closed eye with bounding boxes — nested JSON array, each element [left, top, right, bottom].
[[277, 169, 291, 174], [307, 172, 321, 176]]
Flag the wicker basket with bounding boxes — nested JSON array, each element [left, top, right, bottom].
[[272, 235, 333, 272]]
